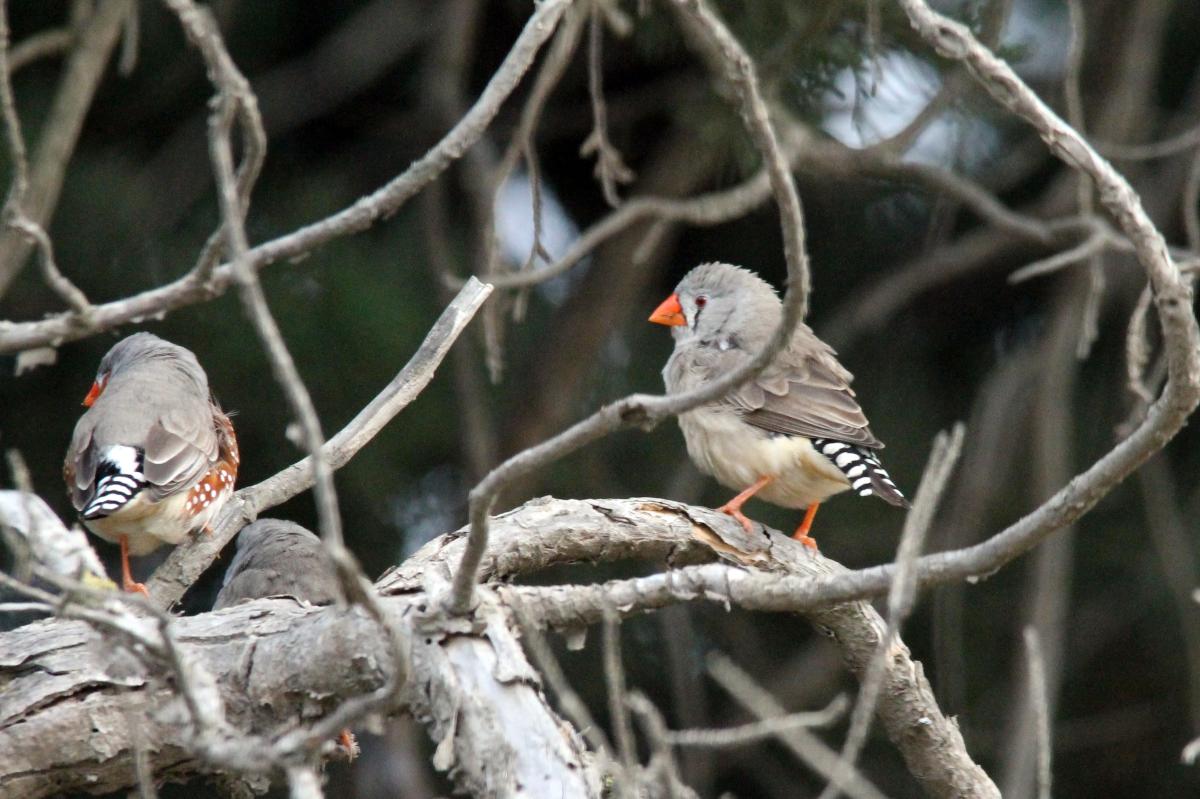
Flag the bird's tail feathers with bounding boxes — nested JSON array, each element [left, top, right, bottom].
[[81, 446, 147, 519], [812, 438, 910, 509]]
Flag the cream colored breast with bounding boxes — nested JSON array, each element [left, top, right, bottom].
[[678, 408, 850, 509], [83, 487, 231, 555]]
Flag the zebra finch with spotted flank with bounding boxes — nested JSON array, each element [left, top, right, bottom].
[[64, 333, 239, 595]]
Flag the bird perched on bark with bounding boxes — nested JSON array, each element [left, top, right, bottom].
[[64, 333, 239, 594], [213, 519, 339, 609], [213, 518, 356, 760], [650, 263, 908, 549]]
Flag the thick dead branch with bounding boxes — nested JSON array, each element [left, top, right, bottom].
[[383, 496, 999, 798], [0, 589, 598, 799]]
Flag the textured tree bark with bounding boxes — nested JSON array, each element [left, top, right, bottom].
[[0, 584, 600, 799], [392, 496, 999, 798], [2, 496, 994, 798]]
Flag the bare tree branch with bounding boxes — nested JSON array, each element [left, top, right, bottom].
[[8, 28, 74, 72], [383, 495, 998, 797], [663, 695, 848, 747], [1023, 627, 1053, 799], [0, 0, 568, 355], [0, 1, 92, 316], [0, 0, 133, 297], [706, 653, 889, 799]]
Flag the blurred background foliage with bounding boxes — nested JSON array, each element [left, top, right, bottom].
[[2, 0, 1200, 797]]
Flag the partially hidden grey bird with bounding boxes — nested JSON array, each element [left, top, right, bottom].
[[213, 519, 339, 610], [63, 333, 239, 595], [213, 519, 356, 759], [650, 263, 908, 549]]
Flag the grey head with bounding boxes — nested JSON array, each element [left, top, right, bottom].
[[670, 263, 782, 350], [94, 333, 209, 394]]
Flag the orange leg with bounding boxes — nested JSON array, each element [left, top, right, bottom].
[[792, 503, 820, 550], [717, 475, 773, 533], [118, 535, 150, 596]]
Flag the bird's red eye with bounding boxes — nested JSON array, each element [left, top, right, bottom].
[[695, 296, 708, 308]]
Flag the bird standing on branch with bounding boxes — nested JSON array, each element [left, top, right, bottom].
[[650, 263, 908, 549], [63, 333, 239, 595]]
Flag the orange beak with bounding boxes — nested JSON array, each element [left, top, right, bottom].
[[649, 293, 686, 326], [82, 376, 106, 407]]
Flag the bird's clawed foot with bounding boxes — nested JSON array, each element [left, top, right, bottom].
[[791, 502, 821, 551], [792, 532, 818, 551], [117, 536, 149, 596], [716, 502, 757, 534], [122, 578, 150, 596], [716, 475, 773, 534]]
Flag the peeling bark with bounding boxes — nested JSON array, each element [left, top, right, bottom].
[[1, 496, 992, 798]]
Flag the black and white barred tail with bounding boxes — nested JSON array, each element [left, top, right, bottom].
[[812, 438, 910, 509], [82, 447, 147, 519]]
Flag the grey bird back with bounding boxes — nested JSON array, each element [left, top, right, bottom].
[[66, 333, 221, 508], [214, 519, 340, 609]]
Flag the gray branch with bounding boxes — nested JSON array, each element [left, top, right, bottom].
[[5, 495, 995, 798], [0, 0, 566, 355]]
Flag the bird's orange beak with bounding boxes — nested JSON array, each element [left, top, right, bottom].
[[649, 293, 686, 326], [82, 375, 106, 407]]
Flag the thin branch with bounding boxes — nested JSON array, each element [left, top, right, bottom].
[[1024, 627, 1052, 799], [706, 653, 889, 799], [0, 1, 92, 315], [1062, 0, 1104, 359], [162, 9, 414, 745], [1007, 221, 1108, 284], [581, 1, 633, 206], [603, 607, 638, 780], [0, 0, 567, 354], [163, 0, 349, 567], [447, 0, 813, 614], [626, 691, 700, 799], [8, 28, 74, 72], [0, 0, 134, 297], [1124, 283, 1156, 409], [1099, 123, 1200, 161], [664, 695, 848, 747], [483, 4, 586, 282]]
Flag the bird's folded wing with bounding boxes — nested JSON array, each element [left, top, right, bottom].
[[726, 343, 884, 449], [141, 406, 219, 500], [64, 422, 97, 511]]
